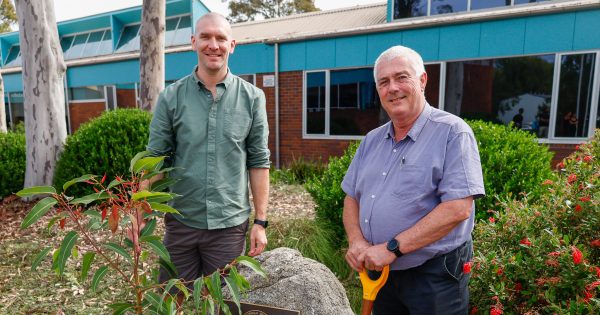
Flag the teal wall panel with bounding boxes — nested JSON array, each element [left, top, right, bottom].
[[306, 39, 335, 70], [166, 51, 198, 80], [367, 32, 402, 64], [192, 0, 210, 27], [230, 43, 274, 74], [573, 9, 600, 51], [524, 13, 575, 54], [403, 28, 440, 62], [3, 73, 22, 92], [110, 16, 123, 51], [280, 42, 306, 71], [439, 23, 480, 60], [67, 60, 140, 87], [480, 18, 525, 57], [335, 35, 367, 68]]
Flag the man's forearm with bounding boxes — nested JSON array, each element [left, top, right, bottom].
[[139, 173, 164, 191], [249, 168, 269, 220], [343, 195, 366, 244]]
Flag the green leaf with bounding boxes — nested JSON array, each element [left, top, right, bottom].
[[21, 197, 58, 229], [162, 278, 179, 301], [83, 209, 101, 219], [224, 274, 242, 315], [62, 174, 96, 192], [158, 258, 178, 279], [30, 247, 52, 271], [57, 231, 78, 276], [229, 266, 250, 291], [16, 186, 56, 197], [236, 256, 266, 278], [150, 177, 180, 192], [209, 272, 223, 306], [80, 252, 95, 282], [132, 191, 178, 203], [193, 277, 204, 310], [148, 202, 180, 214], [104, 243, 132, 262], [108, 303, 134, 315], [91, 266, 109, 292], [70, 191, 110, 205], [141, 237, 171, 262], [107, 178, 124, 190], [130, 151, 150, 172], [140, 218, 157, 237], [144, 291, 163, 313], [133, 156, 165, 174], [175, 282, 190, 299], [164, 296, 177, 315]]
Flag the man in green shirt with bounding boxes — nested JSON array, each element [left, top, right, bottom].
[[144, 12, 270, 299]]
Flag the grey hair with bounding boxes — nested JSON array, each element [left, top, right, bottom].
[[373, 45, 425, 82]]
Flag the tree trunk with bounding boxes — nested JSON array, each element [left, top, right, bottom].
[[0, 73, 6, 133], [15, 0, 67, 187], [139, 0, 165, 112]]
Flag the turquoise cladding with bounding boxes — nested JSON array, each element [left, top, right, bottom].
[[279, 8, 600, 71]]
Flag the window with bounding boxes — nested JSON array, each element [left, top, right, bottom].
[[61, 30, 112, 60], [394, 0, 428, 18], [116, 24, 141, 53], [238, 74, 255, 85], [470, 0, 508, 10], [444, 55, 554, 137], [69, 86, 105, 101], [116, 83, 138, 108], [554, 53, 596, 138], [306, 72, 326, 135], [4, 45, 21, 67], [430, 0, 468, 15], [64, 33, 89, 59], [394, 0, 553, 20], [8, 92, 24, 127], [165, 15, 192, 47]]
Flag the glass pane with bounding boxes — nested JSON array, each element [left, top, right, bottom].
[[60, 36, 74, 52], [116, 24, 141, 53], [3, 95, 10, 127], [81, 31, 104, 57], [106, 86, 116, 110], [97, 30, 112, 56], [4, 45, 20, 65], [424, 64, 441, 108], [445, 55, 555, 138], [431, 0, 468, 15], [393, 0, 427, 19], [116, 83, 138, 108], [514, 0, 549, 4], [69, 86, 105, 100], [554, 53, 595, 138], [239, 74, 254, 85], [9, 92, 24, 126], [470, 0, 509, 11], [306, 72, 326, 134], [65, 33, 89, 59], [330, 68, 385, 136], [165, 17, 180, 46], [173, 15, 192, 46]]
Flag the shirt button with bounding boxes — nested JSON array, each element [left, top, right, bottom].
[[371, 194, 375, 198], [364, 219, 369, 223], [393, 149, 397, 152], [382, 172, 386, 176]]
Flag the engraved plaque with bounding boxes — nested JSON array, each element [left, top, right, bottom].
[[222, 300, 300, 315]]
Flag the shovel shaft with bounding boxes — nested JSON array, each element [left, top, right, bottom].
[[361, 299, 374, 315]]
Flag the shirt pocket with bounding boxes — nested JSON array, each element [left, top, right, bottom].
[[224, 108, 252, 141], [391, 165, 427, 200]]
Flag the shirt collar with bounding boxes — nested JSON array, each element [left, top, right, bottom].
[[384, 103, 432, 142], [192, 66, 233, 89]]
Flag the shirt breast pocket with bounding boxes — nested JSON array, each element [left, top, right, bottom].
[[224, 109, 252, 141], [391, 165, 427, 200]]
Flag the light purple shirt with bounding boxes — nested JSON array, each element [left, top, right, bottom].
[[342, 104, 485, 270]]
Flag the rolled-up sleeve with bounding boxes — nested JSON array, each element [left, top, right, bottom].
[[341, 141, 364, 200], [246, 90, 270, 169], [147, 92, 175, 158], [438, 131, 485, 202]]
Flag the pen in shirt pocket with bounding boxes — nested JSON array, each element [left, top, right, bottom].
[[401, 156, 406, 165]]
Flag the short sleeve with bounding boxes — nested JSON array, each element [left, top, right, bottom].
[[341, 141, 365, 200]]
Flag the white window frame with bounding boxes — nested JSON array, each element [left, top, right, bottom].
[[392, 0, 552, 20]]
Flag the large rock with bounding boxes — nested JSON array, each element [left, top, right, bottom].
[[227, 247, 354, 315]]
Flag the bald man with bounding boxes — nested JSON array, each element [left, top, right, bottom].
[[145, 13, 270, 297]]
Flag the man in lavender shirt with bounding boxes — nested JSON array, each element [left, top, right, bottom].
[[341, 46, 485, 314]]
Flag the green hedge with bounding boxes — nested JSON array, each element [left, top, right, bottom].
[[54, 109, 151, 194], [468, 120, 554, 219], [0, 130, 26, 198]]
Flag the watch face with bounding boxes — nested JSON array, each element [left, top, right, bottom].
[[387, 238, 399, 251]]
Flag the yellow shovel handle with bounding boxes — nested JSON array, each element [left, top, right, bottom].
[[359, 265, 390, 301]]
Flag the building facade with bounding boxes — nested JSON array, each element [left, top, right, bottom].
[[2, 0, 599, 166]]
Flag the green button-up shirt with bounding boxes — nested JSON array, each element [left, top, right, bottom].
[[147, 67, 270, 229]]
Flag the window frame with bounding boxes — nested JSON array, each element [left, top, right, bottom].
[[392, 0, 551, 20]]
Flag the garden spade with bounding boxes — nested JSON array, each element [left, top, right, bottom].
[[358, 265, 390, 315]]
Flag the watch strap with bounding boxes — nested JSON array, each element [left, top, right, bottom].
[[253, 219, 268, 228]]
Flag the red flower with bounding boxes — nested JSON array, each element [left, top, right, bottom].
[[591, 240, 600, 248], [572, 246, 583, 265], [542, 179, 554, 185], [557, 161, 565, 169], [583, 290, 593, 303], [496, 268, 504, 276], [575, 145, 580, 151], [548, 251, 561, 257], [579, 196, 591, 202], [515, 282, 522, 293], [595, 266, 600, 277], [520, 238, 531, 247], [469, 306, 478, 315], [586, 281, 600, 291], [463, 261, 473, 274], [490, 306, 503, 315], [101, 173, 107, 184], [488, 217, 495, 223], [583, 155, 592, 163], [567, 174, 577, 184], [575, 204, 583, 212]]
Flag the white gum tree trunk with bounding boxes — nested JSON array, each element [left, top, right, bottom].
[[139, 0, 165, 112], [15, 0, 67, 187], [0, 73, 6, 133]]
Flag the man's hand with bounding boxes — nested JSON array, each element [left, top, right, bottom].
[[359, 243, 396, 271], [345, 238, 371, 272], [248, 224, 267, 257]]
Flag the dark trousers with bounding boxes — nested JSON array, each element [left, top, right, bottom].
[[372, 240, 472, 315]]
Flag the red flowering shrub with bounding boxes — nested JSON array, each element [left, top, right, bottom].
[[470, 130, 600, 313]]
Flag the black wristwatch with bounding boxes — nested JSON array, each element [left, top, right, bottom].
[[386, 238, 403, 258], [253, 219, 268, 229]]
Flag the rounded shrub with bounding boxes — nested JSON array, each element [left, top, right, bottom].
[[0, 130, 26, 198], [467, 120, 555, 219], [305, 142, 359, 244], [54, 109, 151, 194]]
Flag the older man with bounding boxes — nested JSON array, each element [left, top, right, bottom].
[[144, 12, 270, 301], [342, 46, 485, 314]]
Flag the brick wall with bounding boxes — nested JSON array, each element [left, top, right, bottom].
[[547, 143, 578, 167], [116, 88, 137, 108], [69, 102, 105, 132]]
